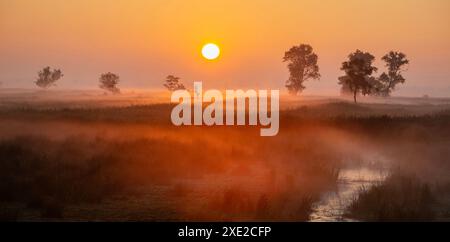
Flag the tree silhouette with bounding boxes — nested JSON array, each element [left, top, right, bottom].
[[340, 81, 353, 96], [35, 66, 63, 89], [99, 72, 120, 94], [164, 75, 185, 92], [377, 51, 409, 96], [283, 44, 320, 95], [338, 50, 378, 103]]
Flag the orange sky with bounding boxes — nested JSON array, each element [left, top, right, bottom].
[[1, 0, 449, 96]]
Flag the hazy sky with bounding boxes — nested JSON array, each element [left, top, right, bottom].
[[1, 0, 449, 96]]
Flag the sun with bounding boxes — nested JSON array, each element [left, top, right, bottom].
[[201, 43, 220, 60]]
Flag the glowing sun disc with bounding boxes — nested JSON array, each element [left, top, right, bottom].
[[202, 43, 220, 60]]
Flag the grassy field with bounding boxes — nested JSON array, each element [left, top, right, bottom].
[[0, 90, 450, 221]]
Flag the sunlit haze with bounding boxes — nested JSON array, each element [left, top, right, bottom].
[[1, 0, 449, 96]]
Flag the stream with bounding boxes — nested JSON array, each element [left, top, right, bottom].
[[309, 167, 387, 222]]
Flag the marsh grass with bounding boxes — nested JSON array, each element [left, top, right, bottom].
[[346, 174, 436, 221], [0, 101, 449, 221]]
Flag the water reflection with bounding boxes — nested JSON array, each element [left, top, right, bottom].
[[309, 167, 387, 222]]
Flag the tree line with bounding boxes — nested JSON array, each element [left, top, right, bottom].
[[33, 67, 187, 94], [283, 44, 409, 103], [34, 67, 122, 94], [31, 43, 408, 103]]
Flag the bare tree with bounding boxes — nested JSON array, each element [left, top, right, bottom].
[[338, 50, 378, 103], [164, 75, 185, 92], [377, 51, 409, 96], [99, 72, 120, 94], [283, 44, 320, 95], [35, 66, 63, 89]]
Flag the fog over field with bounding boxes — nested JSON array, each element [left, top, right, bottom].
[[1, 0, 450, 227], [1, 90, 449, 221]]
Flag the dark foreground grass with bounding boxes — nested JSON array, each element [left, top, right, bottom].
[[346, 174, 436, 221], [0, 129, 342, 221]]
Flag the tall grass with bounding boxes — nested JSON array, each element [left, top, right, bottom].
[[346, 174, 436, 221], [0, 102, 449, 221]]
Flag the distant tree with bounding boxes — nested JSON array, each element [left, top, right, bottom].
[[164, 75, 185, 92], [35, 66, 63, 89], [283, 44, 320, 95], [338, 50, 378, 103], [377, 51, 409, 96], [99, 72, 120, 94]]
